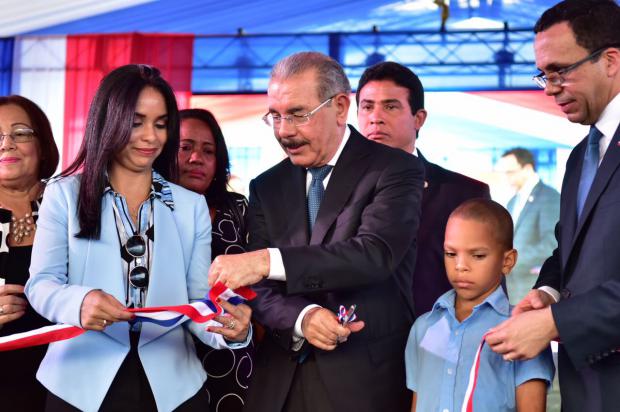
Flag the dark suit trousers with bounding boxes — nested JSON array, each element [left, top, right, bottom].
[[558, 345, 620, 412], [282, 354, 335, 412]]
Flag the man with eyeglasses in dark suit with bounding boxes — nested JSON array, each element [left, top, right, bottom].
[[486, 1, 620, 410], [208, 51, 424, 412]]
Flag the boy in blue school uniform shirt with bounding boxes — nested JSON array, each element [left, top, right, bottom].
[[405, 199, 554, 412]]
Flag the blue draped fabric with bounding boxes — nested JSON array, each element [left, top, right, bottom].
[[0, 38, 14, 96]]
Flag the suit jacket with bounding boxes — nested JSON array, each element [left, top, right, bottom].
[[25, 175, 245, 412], [535, 122, 620, 411], [507, 181, 559, 303], [244, 127, 424, 412], [413, 152, 490, 315]]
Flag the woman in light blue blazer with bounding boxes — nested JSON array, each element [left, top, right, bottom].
[[25, 65, 252, 412]]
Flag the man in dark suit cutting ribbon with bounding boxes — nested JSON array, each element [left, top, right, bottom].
[[208, 51, 424, 412]]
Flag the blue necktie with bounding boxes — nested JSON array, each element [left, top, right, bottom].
[[577, 126, 603, 218], [307, 165, 333, 231]]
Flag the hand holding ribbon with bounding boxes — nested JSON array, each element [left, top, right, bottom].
[[0, 282, 256, 351], [208, 298, 252, 343]]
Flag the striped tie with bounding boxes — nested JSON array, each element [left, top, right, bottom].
[[307, 165, 333, 231]]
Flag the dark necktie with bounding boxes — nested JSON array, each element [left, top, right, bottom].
[[307, 165, 333, 231], [577, 126, 603, 218]]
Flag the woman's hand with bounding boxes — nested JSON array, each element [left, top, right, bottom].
[[209, 300, 252, 343], [0, 284, 27, 325], [80, 290, 134, 331]]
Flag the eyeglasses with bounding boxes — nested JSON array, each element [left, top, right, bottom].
[[124, 234, 149, 289], [532, 46, 615, 89], [262, 96, 334, 128], [0, 128, 36, 144]]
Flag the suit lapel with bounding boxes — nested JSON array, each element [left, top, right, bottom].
[[418, 152, 435, 201], [279, 163, 310, 246], [572, 125, 620, 251], [98, 197, 130, 346], [559, 143, 583, 268], [514, 182, 541, 232], [310, 129, 371, 245]]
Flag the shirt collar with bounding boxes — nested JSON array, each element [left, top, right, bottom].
[[595, 92, 620, 141], [430, 284, 510, 318], [517, 173, 540, 199], [104, 169, 175, 211], [325, 125, 351, 167]]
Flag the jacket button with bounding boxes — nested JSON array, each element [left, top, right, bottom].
[[304, 277, 322, 289], [561, 288, 571, 299]]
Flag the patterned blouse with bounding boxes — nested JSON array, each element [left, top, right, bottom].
[[104, 170, 174, 311], [199, 191, 253, 412], [0, 189, 49, 412]]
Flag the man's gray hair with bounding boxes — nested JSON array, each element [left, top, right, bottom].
[[270, 51, 351, 101]]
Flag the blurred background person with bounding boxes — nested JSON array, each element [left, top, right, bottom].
[[179, 108, 253, 412], [26, 64, 251, 412], [0, 95, 59, 411], [496, 148, 559, 303]]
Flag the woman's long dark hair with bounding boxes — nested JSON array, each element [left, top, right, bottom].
[[179, 109, 245, 236], [62, 64, 180, 239]]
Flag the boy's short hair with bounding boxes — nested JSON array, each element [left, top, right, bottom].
[[449, 198, 514, 250]]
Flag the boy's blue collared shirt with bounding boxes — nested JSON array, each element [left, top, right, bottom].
[[405, 286, 555, 412]]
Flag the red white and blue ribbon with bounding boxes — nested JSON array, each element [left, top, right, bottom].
[[0, 282, 255, 352], [337, 305, 357, 324], [462, 335, 562, 412], [461, 335, 488, 412]]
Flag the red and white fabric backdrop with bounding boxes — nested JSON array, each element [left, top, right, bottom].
[[11, 33, 194, 169]]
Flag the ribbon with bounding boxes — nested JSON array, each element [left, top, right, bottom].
[[337, 305, 357, 324], [0, 324, 86, 352], [0, 283, 256, 352], [461, 335, 487, 412], [462, 334, 561, 411]]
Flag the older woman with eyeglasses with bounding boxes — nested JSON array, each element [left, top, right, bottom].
[[0, 95, 60, 411], [25, 65, 252, 412]]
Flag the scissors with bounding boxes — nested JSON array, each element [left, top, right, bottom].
[[339, 304, 357, 325]]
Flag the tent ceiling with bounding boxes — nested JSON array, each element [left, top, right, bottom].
[[0, 0, 150, 36], [5, 0, 562, 37]]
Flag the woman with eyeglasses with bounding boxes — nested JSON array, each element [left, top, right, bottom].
[[25, 64, 252, 412], [178, 108, 255, 412], [0, 95, 60, 411]]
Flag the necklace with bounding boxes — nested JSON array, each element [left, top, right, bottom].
[[11, 212, 35, 244], [0, 181, 42, 244]]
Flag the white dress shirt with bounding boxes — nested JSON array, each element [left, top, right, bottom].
[[511, 174, 540, 224]]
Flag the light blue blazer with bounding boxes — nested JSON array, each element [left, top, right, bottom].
[[26, 175, 248, 412]]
